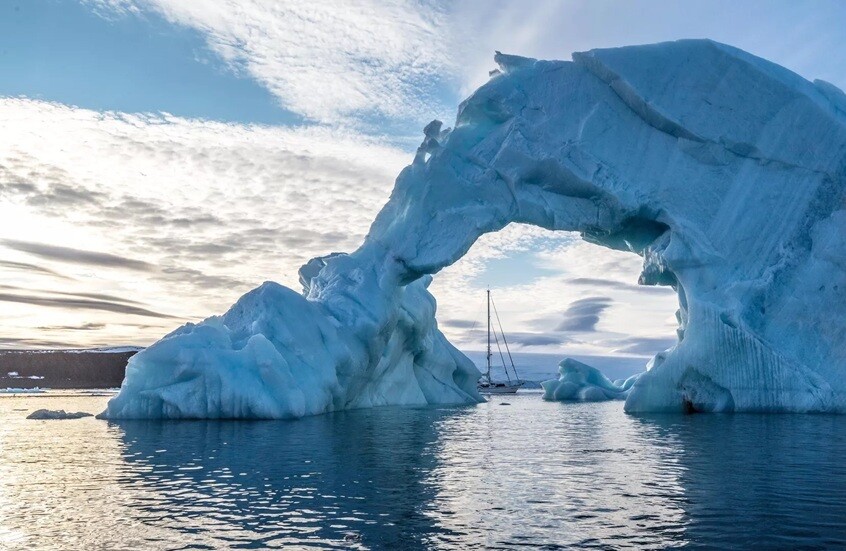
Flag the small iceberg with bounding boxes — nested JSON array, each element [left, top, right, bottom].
[[27, 409, 93, 420], [541, 358, 641, 402]]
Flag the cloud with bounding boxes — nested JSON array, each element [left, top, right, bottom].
[[26, 183, 108, 209], [556, 297, 613, 332], [0, 181, 38, 196], [87, 0, 458, 127], [0, 292, 175, 318], [568, 277, 675, 295], [0, 259, 68, 278], [0, 337, 89, 349], [439, 318, 478, 329], [0, 283, 146, 306], [158, 266, 248, 291], [0, 97, 410, 347], [568, 278, 633, 290], [2, 239, 154, 271], [605, 336, 679, 356], [83, 0, 846, 135], [37, 322, 107, 331], [0, 100, 408, 276], [504, 332, 570, 347]]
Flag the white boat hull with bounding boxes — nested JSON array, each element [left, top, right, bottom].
[[478, 383, 522, 395]]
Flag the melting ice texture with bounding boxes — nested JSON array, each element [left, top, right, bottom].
[[103, 39, 846, 418]]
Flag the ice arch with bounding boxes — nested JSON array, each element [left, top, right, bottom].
[[103, 40, 846, 418]]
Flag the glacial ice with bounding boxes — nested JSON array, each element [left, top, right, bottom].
[[542, 359, 640, 402], [103, 39, 846, 418]]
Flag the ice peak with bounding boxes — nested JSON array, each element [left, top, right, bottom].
[[494, 51, 536, 73]]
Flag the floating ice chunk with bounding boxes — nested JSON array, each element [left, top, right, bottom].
[[542, 359, 640, 402], [27, 409, 93, 420]]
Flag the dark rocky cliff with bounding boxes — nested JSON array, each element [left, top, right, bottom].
[[0, 349, 139, 389]]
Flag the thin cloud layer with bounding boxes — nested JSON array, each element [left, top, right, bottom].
[[606, 336, 680, 356], [86, 0, 846, 134], [0, 260, 67, 278], [568, 277, 674, 294], [0, 98, 409, 347], [88, 0, 458, 127], [37, 323, 107, 331], [0, 292, 174, 318], [556, 297, 614, 333], [2, 239, 154, 271]]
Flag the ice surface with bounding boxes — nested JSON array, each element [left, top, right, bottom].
[[27, 409, 93, 420], [542, 359, 640, 402], [103, 39, 846, 418]]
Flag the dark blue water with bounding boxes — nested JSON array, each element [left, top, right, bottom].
[[2, 392, 845, 549]]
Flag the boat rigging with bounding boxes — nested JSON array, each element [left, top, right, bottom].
[[478, 289, 524, 394]]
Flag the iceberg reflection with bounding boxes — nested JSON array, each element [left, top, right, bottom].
[[113, 405, 473, 549], [103, 398, 846, 549]]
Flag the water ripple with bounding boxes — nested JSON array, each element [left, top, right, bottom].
[[1, 392, 845, 549]]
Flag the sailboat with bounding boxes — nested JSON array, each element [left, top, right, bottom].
[[478, 289, 524, 394]]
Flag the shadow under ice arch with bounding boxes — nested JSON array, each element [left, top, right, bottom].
[[103, 39, 846, 419]]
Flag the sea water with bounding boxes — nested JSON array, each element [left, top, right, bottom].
[[1, 391, 845, 549]]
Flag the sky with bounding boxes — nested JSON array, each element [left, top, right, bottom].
[[1, 0, 845, 359]]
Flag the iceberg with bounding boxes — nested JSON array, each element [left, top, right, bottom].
[[542, 358, 640, 402], [104, 270, 482, 419], [103, 39, 846, 418]]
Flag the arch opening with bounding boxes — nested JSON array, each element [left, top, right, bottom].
[[429, 225, 681, 392]]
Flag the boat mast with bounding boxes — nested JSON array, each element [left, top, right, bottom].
[[490, 295, 521, 383], [486, 288, 492, 383]]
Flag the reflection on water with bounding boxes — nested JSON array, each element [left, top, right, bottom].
[[637, 414, 846, 550], [1, 392, 845, 550], [115, 407, 458, 549]]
